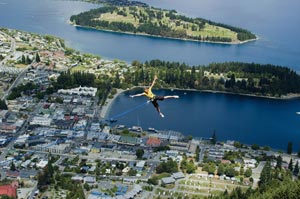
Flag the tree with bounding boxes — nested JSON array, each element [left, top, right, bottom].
[[113, 72, 121, 88], [239, 167, 244, 176], [21, 54, 26, 64], [288, 159, 293, 172], [259, 161, 272, 186], [195, 146, 200, 162], [83, 183, 90, 191], [225, 166, 236, 177], [276, 155, 282, 170], [203, 163, 216, 174], [251, 144, 260, 150], [10, 161, 16, 171], [294, 161, 299, 176], [128, 169, 137, 176], [35, 52, 41, 62], [25, 55, 31, 64], [0, 99, 8, 110], [211, 130, 217, 145], [217, 164, 225, 176], [148, 176, 159, 185], [156, 159, 178, 174], [136, 149, 144, 159], [287, 141, 293, 154], [244, 168, 252, 177]]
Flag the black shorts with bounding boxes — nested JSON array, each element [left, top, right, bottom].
[[154, 96, 164, 101], [151, 96, 164, 108]]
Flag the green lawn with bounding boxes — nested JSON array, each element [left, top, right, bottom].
[[71, 65, 87, 72], [96, 6, 237, 41]]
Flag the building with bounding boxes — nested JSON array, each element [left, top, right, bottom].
[[37, 160, 48, 168], [33, 143, 70, 154], [146, 137, 161, 147], [30, 116, 52, 126], [161, 177, 175, 185], [118, 136, 138, 146], [0, 125, 17, 133], [58, 86, 97, 97], [0, 183, 17, 198], [84, 176, 96, 184], [172, 172, 185, 180], [136, 161, 146, 171]]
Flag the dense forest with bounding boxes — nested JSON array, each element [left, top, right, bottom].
[[70, 6, 256, 43], [122, 60, 300, 97]]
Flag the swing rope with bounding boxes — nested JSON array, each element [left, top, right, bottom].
[[108, 100, 149, 120]]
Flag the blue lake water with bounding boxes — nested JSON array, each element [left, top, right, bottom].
[[0, 0, 300, 70], [1, 0, 300, 150], [109, 90, 300, 151]]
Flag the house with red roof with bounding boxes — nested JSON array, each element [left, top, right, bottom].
[[0, 182, 18, 198], [146, 137, 161, 147]]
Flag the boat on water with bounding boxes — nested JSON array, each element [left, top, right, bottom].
[[296, 112, 300, 115], [106, 118, 117, 123]]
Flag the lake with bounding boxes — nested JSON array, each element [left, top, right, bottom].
[[0, 0, 300, 70], [1, 0, 300, 150]]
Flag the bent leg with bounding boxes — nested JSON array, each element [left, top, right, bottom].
[[151, 100, 164, 117], [151, 100, 160, 113]]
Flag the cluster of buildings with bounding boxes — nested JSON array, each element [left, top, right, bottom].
[[58, 86, 97, 97]]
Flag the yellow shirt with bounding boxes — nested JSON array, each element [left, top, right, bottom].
[[144, 88, 155, 99]]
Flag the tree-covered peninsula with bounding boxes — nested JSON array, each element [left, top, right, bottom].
[[70, 6, 256, 44]]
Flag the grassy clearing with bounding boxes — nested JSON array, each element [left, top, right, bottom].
[[96, 6, 237, 41], [191, 24, 237, 39], [70, 65, 87, 72], [100, 12, 138, 26]]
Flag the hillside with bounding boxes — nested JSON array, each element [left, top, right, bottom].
[[70, 6, 256, 44]]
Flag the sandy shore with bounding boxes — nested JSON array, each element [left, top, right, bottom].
[[100, 88, 126, 119]]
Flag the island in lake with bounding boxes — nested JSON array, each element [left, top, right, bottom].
[[70, 6, 257, 44]]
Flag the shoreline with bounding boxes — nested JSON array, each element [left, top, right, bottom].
[[172, 88, 300, 100], [100, 88, 126, 119], [70, 22, 258, 45]]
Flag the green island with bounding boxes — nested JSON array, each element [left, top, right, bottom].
[[70, 6, 257, 44]]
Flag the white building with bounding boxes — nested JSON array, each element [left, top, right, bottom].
[[37, 160, 48, 168], [58, 86, 97, 97], [30, 116, 52, 126]]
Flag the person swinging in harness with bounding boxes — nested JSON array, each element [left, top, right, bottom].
[[130, 75, 179, 118]]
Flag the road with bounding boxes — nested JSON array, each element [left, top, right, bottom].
[[0, 30, 33, 100], [0, 30, 16, 65], [2, 64, 31, 100]]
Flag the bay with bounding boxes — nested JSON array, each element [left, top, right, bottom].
[[108, 89, 300, 151]]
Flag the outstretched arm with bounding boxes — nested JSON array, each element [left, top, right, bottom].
[[149, 75, 158, 90], [130, 93, 145, 98]]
